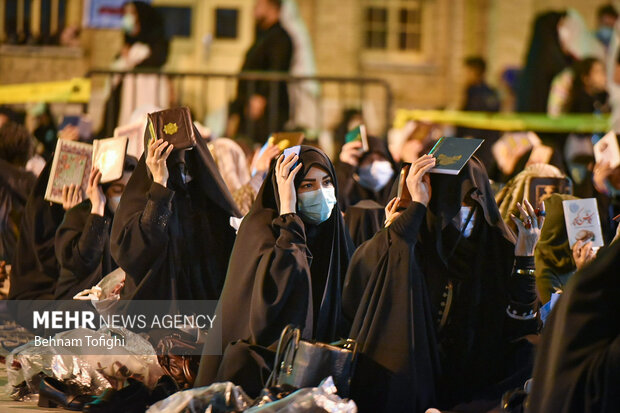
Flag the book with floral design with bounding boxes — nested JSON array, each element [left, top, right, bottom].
[[45, 139, 93, 204]]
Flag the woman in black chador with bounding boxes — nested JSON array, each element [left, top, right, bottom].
[[54, 156, 137, 300], [343, 154, 543, 412], [110, 127, 239, 301], [195, 146, 353, 396], [527, 235, 620, 413]]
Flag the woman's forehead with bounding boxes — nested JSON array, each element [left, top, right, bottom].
[[302, 165, 330, 180]]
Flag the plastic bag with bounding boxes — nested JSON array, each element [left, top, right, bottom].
[[6, 326, 164, 399], [245, 377, 357, 413], [147, 381, 252, 413], [73, 268, 126, 318]]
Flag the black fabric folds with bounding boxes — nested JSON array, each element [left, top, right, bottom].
[[343, 199, 385, 247], [528, 240, 620, 413], [54, 202, 114, 300], [0, 159, 35, 264], [9, 159, 64, 301], [110, 125, 239, 301], [195, 146, 353, 393], [336, 136, 398, 211], [343, 158, 524, 412]]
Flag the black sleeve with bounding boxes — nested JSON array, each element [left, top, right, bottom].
[[389, 202, 427, 244], [504, 255, 539, 341], [111, 182, 174, 281], [335, 161, 357, 211], [56, 206, 111, 279], [248, 213, 314, 343]]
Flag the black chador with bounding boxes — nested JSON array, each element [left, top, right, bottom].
[[195, 146, 353, 396], [110, 126, 239, 301]]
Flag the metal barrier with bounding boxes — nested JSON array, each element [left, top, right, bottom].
[[86, 69, 394, 141]]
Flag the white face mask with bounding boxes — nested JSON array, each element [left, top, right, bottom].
[[297, 187, 337, 225], [107, 195, 122, 214], [122, 14, 136, 34], [454, 205, 476, 238], [357, 160, 394, 192]]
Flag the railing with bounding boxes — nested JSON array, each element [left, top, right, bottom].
[[86, 69, 394, 141], [0, 0, 74, 45]]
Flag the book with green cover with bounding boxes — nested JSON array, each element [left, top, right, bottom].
[[345, 125, 369, 152], [428, 136, 484, 175]]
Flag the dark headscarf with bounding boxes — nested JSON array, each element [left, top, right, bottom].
[[0, 159, 35, 264], [344, 199, 385, 247], [337, 136, 398, 211], [9, 159, 64, 300], [110, 125, 239, 301], [535, 193, 578, 303], [517, 11, 570, 113], [124, 1, 169, 68], [528, 239, 620, 413], [344, 157, 519, 412], [421, 158, 518, 406], [196, 146, 353, 390], [54, 155, 139, 300]]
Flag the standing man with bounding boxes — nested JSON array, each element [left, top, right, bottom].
[[456, 56, 501, 168], [227, 0, 293, 144]]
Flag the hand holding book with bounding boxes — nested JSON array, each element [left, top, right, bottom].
[[405, 154, 435, 207], [61, 184, 83, 211], [87, 168, 106, 217], [147, 139, 174, 187]]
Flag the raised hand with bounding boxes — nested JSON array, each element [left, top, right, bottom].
[[384, 197, 402, 227], [62, 183, 83, 211], [86, 167, 106, 216], [252, 141, 281, 175], [275, 152, 303, 215], [146, 138, 174, 187], [510, 199, 545, 256], [406, 154, 435, 207], [572, 240, 596, 270], [339, 140, 363, 167]]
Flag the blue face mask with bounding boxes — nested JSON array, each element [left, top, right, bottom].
[[297, 186, 337, 225], [122, 14, 136, 34], [357, 160, 394, 192], [596, 26, 614, 46]]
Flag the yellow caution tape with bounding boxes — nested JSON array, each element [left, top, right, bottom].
[[395, 109, 610, 133], [0, 78, 91, 104]]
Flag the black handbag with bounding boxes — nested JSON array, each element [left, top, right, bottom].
[[268, 325, 357, 397]]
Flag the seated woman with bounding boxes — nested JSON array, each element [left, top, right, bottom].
[[343, 155, 543, 412], [195, 146, 353, 396], [535, 193, 597, 304], [336, 136, 397, 212], [528, 229, 620, 413], [110, 126, 240, 301], [54, 156, 137, 300]]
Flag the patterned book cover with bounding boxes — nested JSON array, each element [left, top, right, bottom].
[[45, 139, 93, 204], [562, 198, 604, 248]]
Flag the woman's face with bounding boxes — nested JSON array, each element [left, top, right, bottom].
[[123, 3, 140, 35], [359, 152, 388, 168], [584, 61, 607, 93], [296, 166, 333, 194]]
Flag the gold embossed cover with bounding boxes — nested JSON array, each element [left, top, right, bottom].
[[147, 107, 196, 149], [428, 136, 484, 175]]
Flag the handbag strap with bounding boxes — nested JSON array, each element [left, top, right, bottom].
[[266, 324, 300, 387]]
